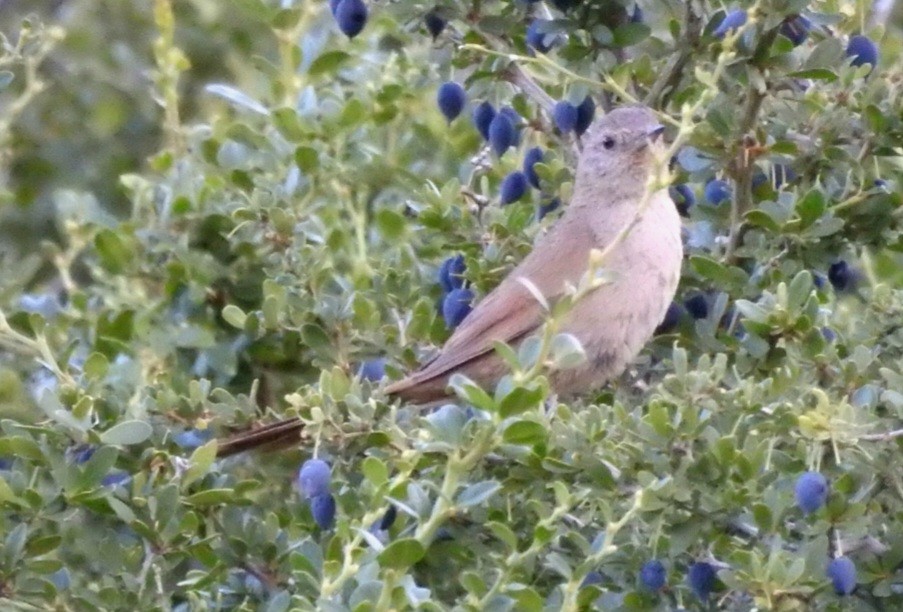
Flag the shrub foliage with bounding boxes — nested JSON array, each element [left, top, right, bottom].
[[1, 0, 902, 609]]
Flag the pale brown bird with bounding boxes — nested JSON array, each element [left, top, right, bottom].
[[216, 105, 683, 457]]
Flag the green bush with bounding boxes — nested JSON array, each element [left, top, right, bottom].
[[1, 0, 903, 609]]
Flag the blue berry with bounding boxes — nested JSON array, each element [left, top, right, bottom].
[[553, 101, 578, 133], [68, 445, 96, 464], [704, 179, 731, 205], [334, 0, 368, 39], [499, 107, 522, 146], [526, 20, 556, 53], [358, 358, 386, 382], [472, 101, 496, 141], [424, 10, 446, 39], [670, 184, 695, 216], [500, 171, 528, 205], [437, 82, 466, 123], [298, 459, 331, 499], [687, 562, 717, 600], [173, 429, 213, 449], [439, 254, 466, 292], [656, 301, 683, 334], [874, 179, 889, 190], [581, 571, 604, 587], [488, 112, 516, 157], [310, 493, 336, 529], [828, 260, 854, 291], [575, 96, 595, 136], [640, 560, 666, 591], [780, 15, 811, 46], [523, 147, 544, 189], [379, 504, 397, 530], [846, 35, 878, 68], [827, 556, 856, 595], [684, 294, 709, 320], [795, 471, 828, 514], [442, 288, 474, 329], [713, 9, 747, 39], [101, 471, 131, 488], [630, 4, 644, 23], [537, 198, 560, 221], [821, 327, 837, 343], [551, 0, 578, 10]]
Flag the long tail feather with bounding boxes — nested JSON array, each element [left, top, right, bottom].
[[215, 417, 304, 458]]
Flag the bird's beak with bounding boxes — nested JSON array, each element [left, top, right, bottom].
[[646, 124, 666, 142]]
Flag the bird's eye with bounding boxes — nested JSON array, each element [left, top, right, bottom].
[[602, 136, 616, 150]]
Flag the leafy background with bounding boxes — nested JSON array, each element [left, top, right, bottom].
[[1, 0, 903, 609]]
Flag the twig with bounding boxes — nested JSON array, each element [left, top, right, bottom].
[[860, 428, 903, 442]]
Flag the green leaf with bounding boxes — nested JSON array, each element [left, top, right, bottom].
[[788, 68, 837, 81], [502, 420, 547, 446], [184, 440, 218, 487], [94, 229, 134, 274], [456, 480, 501, 507], [795, 189, 825, 228], [498, 386, 545, 418], [308, 51, 351, 76], [361, 457, 388, 487], [100, 420, 152, 446], [187, 488, 235, 506], [377, 538, 425, 569], [222, 304, 247, 329]]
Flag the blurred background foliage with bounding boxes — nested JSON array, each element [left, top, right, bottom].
[[1, 0, 903, 609]]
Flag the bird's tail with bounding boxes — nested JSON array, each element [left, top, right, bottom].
[[215, 417, 305, 458]]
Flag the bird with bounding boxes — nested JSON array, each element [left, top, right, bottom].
[[215, 105, 683, 458]]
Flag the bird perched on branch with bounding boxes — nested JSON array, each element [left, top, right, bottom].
[[216, 105, 682, 458]]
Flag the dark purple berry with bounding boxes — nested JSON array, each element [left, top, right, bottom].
[[379, 504, 397, 530], [442, 288, 474, 329], [537, 198, 560, 221], [500, 171, 528, 205], [713, 9, 747, 39], [526, 20, 556, 53], [630, 4, 644, 23], [488, 113, 516, 157], [684, 294, 709, 320], [472, 101, 495, 141], [828, 260, 854, 291], [846, 35, 878, 68], [687, 562, 717, 600], [439, 254, 466, 292], [358, 358, 386, 382], [581, 571, 604, 587], [670, 184, 695, 216], [656, 301, 683, 334], [575, 96, 595, 136], [68, 445, 96, 464], [827, 556, 856, 595], [310, 493, 336, 529], [424, 10, 446, 39], [553, 101, 578, 133], [298, 459, 331, 499], [794, 471, 828, 514], [437, 82, 466, 123], [640, 560, 666, 591], [704, 179, 731, 205], [523, 147, 544, 189], [780, 15, 811, 46], [499, 107, 522, 145], [334, 0, 368, 39]]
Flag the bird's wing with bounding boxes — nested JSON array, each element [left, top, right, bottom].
[[386, 219, 595, 397]]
